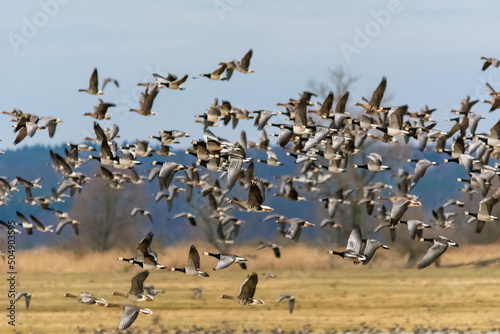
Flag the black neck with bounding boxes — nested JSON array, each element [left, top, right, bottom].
[[208, 253, 220, 259], [329, 250, 345, 258], [132, 259, 144, 267], [121, 257, 143, 267]]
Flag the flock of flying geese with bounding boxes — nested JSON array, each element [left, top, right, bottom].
[[2, 51, 500, 330]]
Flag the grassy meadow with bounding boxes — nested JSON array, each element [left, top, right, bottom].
[[2, 243, 500, 333]]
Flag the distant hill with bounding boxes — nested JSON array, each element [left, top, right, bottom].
[[0, 141, 491, 251]]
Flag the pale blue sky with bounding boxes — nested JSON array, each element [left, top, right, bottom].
[[1, 1, 500, 150]]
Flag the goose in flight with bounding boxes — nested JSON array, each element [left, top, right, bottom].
[[191, 288, 202, 299], [0, 220, 21, 234], [78, 68, 118, 95], [56, 218, 79, 236], [229, 179, 273, 212], [39, 116, 63, 138], [118, 231, 166, 270], [355, 76, 387, 114], [481, 57, 500, 71], [407, 158, 438, 184], [112, 270, 154, 302], [220, 272, 264, 305], [197, 63, 227, 81], [105, 303, 152, 330], [464, 196, 499, 233], [153, 73, 188, 90], [143, 285, 165, 297], [277, 294, 295, 314], [64, 292, 107, 306], [16, 211, 34, 235], [203, 251, 248, 270], [282, 218, 315, 242], [354, 153, 390, 171], [153, 161, 186, 191], [484, 83, 500, 112], [226, 154, 243, 191], [263, 272, 276, 280], [257, 150, 283, 166], [328, 225, 366, 263], [102, 77, 119, 91], [83, 99, 115, 120], [15, 291, 31, 309], [376, 195, 422, 241], [378, 105, 410, 138], [220, 49, 254, 80], [171, 212, 197, 226], [274, 182, 305, 202], [256, 241, 281, 258], [359, 239, 389, 265], [320, 219, 342, 229], [131, 207, 153, 224], [417, 236, 458, 269], [170, 245, 209, 277], [233, 49, 254, 74], [79, 68, 103, 95], [399, 220, 431, 240], [29, 214, 53, 233], [129, 83, 159, 116]]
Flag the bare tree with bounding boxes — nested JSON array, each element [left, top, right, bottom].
[[308, 66, 360, 101], [70, 177, 149, 251], [307, 66, 411, 246]]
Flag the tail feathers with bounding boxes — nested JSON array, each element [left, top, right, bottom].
[[96, 299, 107, 306]]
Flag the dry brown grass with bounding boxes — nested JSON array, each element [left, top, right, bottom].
[[13, 242, 500, 273], [1, 243, 500, 333]]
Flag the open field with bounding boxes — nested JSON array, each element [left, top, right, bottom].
[[2, 243, 500, 333]]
